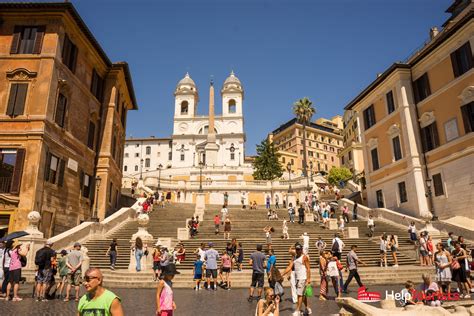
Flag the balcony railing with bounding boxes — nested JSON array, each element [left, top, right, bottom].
[[0, 177, 12, 193]]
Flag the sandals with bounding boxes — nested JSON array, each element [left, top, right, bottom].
[[12, 297, 23, 301], [63, 298, 70, 302]]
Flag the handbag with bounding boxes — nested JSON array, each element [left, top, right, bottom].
[[274, 281, 284, 296], [451, 259, 460, 270], [304, 284, 313, 297], [336, 259, 344, 271], [20, 255, 27, 267]]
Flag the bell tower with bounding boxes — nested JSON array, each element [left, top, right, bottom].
[[221, 71, 243, 117], [174, 72, 198, 118]]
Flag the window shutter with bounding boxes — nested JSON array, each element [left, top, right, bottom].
[[33, 26, 45, 54], [89, 176, 95, 200], [44, 151, 51, 182], [432, 123, 440, 148], [6, 84, 19, 116], [451, 51, 460, 77], [13, 83, 28, 116], [10, 26, 22, 54], [461, 103, 473, 133], [58, 159, 66, 187], [10, 148, 25, 195], [70, 45, 78, 73]]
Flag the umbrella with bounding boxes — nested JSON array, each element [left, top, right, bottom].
[[0, 230, 29, 242]]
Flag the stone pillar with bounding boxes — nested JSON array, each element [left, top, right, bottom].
[[195, 192, 206, 214], [128, 213, 154, 272], [19, 211, 46, 270]]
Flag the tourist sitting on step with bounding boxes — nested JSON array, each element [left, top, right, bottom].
[[250, 201, 258, 210], [175, 244, 186, 265]]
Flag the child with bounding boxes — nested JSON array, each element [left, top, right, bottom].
[[193, 254, 204, 290], [267, 209, 272, 221], [156, 263, 179, 316], [55, 250, 68, 299], [219, 251, 232, 290], [282, 218, 289, 239], [399, 280, 421, 307]]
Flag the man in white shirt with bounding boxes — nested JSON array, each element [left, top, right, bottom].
[[331, 234, 344, 260], [220, 205, 228, 223]]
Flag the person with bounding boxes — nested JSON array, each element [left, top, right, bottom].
[[331, 233, 344, 260], [282, 219, 289, 239], [288, 203, 295, 223], [419, 232, 430, 266], [165, 191, 172, 205], [187, 217, 195, 238], [297, 203, 305, 225], [204, 242, 219, 291], [1, 240, 13, 298], [446, 232, 455, 253], [263, 226, 274, 249], [251, 201, 258, 210], [156, 263, 179, 316], [106, 239, 118, 270], [160, 193, 165, 208], [5, 240, 29, 301], [266, 195, 271, 209], [160, 247, 171, 274], [315, 237, 326, 254], [132, 237, 146, 272], [266, 249, 276, 281], [283, 195, 287, 209], [219, 250, 232, 290], [223, 191, 229, 207], [427, 235, 434, 265], [267, 209, 272, 221], [241, 192, 246, 209], [248, 244, 266, 302], [194, 243, 206, 263], [281, 243, 311, 316], [457, 236, 472, 291], [78, 267, 123, 316], [352, 201, 358, 221], [342, 245, 367, 294], [327, 251, 342, 298], [236, 242, 244, 271], [301, 232, 310, 255], [318, 249, 329, 300], [34, 239, 57, 301], [152, 245, 162, 281], [214, 215, 220, 235], [434, 242, 452, 295], [367, 215, 375, 238], [64, 242, 83, 302], [399, 281, 421, 307], [193, 254, 204, 290], [287, 245, 298, 304], [338, 216, 345, 237], [451, 241, 470, 298], [275, 195, 280, 209], [380, 234, 388, 268], [419, 273, 441, 306], [341, 203, 349, 223], [55, 250, 69, 299], [389, 235, 399, 267], [175, 244, 186, 264], [408, 221, 417, 244], [224, 218, 232, 240], [256, 287, 280, 316], [220, 205, 228, 224]]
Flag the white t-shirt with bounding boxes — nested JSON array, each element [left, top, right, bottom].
[[327, 260, 339, 277], [367, 218, 374, 227], [198, 248, 206, 262]]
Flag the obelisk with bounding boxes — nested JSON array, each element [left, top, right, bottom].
[[204, 79, 219, 166]]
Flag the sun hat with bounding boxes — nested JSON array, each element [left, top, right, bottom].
[[162, 263, 181, 276]]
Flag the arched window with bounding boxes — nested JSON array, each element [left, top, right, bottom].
[[180, 101, 188, 115], [146, 146, 151, 155], [145, 158, 150, 167], [124, 165, 128, 171], [198, 125, 218, 134], [228, 99, 236, 113], [134, 165, 138, 171]]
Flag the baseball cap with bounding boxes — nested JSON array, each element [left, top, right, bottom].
[[74, 242, 81, 247], [295, 244, 303, 250], [208, 242, 214, 247]]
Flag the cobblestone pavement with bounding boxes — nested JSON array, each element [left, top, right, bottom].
[[0, 284, 399, 315]]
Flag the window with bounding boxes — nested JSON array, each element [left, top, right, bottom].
[[81, 173, 91, 198], [421, 122, 439, 152], [348, 151, 352, 160], [392, 136, 402, 161], [291, 159, 294, 165], [228, 99, 236, 113], [0, 148, 25, 195], [134, 165, 138, 171], [125, 153, 129, 158], [324, 154, 327, 160], [413, 73, 431, 103], [145, 158, 150, 167], [342, 156, 345, 165], [331, 157, 334, 162], [124, 165, 128, 172], [6, 83, 28, 116], [55, 93, 68, 128], [146, 146, 151, 155], [461, 101, 474, 133], [62, 35, 78, 72], [282, 157, 285, 163], [398, 182, 407, 203], [180, 101, 188, 115], [87, 121, 95, 150], [376, 190, 384, 208], [169, 141, 173, 149], [90, 70, 104, 101], [451, 42, 473, 78], [371, 148, 380, 171], [168, 152, 172, 161], [230, 153, 235, 160], [308, 151, 313, 157], [134, 153, 139, 158], [10, 26, 45, 54], [44, 153, 65, 186], [135, 144, 139, 147], [386, 90, 395, 114], [363, 105, 376, 130], [180, 153, 185, 161], [433, 173, 444, 196]]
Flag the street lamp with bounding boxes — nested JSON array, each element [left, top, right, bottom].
[[92, 176, 101, 222], [198, 161, 204, 192], [157, 164, 163, 190], [139, 158, 144, 180], [425, 178, 438, 221], [286, 162, 293, 193]]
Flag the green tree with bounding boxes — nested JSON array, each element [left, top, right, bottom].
[[327, 167, 353, 187], [252, 139, 283, 180], [293, 97, 316, 177]]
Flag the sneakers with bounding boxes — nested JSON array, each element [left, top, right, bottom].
[[464, 294, 471, 299], [292, 311, 301, 316], [247, 296, 253, 302], [393, 264, 399, 267], [41, 298, 48, 302], [306, 307, 312, 314]]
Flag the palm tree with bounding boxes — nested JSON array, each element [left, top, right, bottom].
[[293, 97, 315, 177]]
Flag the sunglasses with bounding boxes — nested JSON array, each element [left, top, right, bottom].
[[84, 276, 99, 282]]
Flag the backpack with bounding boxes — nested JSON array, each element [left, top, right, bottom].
[[331, 240, 340, 253], [35, 248, 46, 267]]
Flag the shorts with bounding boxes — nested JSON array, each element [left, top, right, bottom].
[[251, 272, 264, 288], [194, 274, 202, 280], [59, 275, 68, 283], [67, 271, 82, 286], [37, 268, 53, 284], [391, 246, 397, 252], [380, 250, 386, 254], [222, 267, 231, 273], [153, 261, 161, 271], [410, 232, 417, 241], [206, 269, 218, 279], [8, 269, 21, 284], [295, 279, 307, 296], [215, 224, 219, 230], [420, 250, 429, 257]]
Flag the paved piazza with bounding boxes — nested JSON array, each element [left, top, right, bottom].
[[0, 285, 398, 315]]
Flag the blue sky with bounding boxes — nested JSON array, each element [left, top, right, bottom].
[[72, 0, 451, 154]]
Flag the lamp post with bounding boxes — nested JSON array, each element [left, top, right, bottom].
[[286, 162, 293, 193], [198, 161, 204, 192], [92, 176, 101, 222], [139, 158, 144, 180], [425, 178, 437, 221], [157, 164, 163, 190]]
